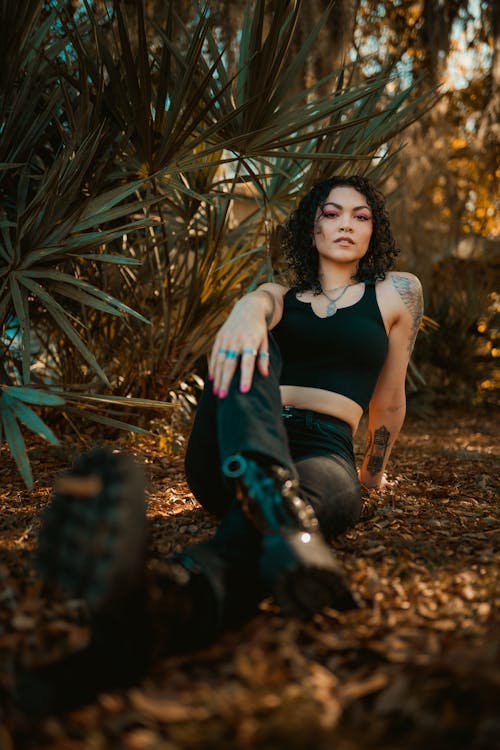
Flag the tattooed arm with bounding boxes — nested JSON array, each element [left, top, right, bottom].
[[359, 272, 423, 489]]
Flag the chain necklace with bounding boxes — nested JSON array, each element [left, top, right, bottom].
[[321, 283, 356, 316]]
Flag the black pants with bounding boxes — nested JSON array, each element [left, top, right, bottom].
[[185, 335, 362, 539]]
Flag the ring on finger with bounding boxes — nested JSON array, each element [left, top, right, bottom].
[[243, 347, 257, 356], [258, 351, 269, 359], [218, 348, 227, 355], [225, 349, 239, 360]]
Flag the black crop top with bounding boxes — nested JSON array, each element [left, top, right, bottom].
[[272, 283, 388, 411]]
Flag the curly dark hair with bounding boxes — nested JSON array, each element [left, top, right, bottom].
[[281, 175, 399, 292]]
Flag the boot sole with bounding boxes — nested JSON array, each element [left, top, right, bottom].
[[226, 456, 359, 618], [261, 530, 359, 618], [36, 448, 148, 612], [275, 564, 359, 618]]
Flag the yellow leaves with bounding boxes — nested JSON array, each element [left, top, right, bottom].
[[451, 137, 467, 150], [129, 688, 211, 723], [137, 162, 151, 179], [429, 173, 495, 235], [480, 380, 495, 391], [157, 429, 185, 457], [431, 184, 445, 206]]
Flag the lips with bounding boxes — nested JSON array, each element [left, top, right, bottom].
[[335, 236, 354, 244]]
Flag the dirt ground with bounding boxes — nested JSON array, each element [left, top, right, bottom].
[[0, 407, 498, 750]]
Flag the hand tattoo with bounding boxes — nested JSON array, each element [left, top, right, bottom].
[[366, 425, 390, 476], [392, 274, 423, 354]]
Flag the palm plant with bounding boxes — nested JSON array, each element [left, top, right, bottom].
[[1, 0, 433, 486]]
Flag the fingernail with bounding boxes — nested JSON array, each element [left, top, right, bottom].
[[218, 389, 227, 399], [240, 383, 249, 393], [213, 386, 219, 395], [208, 373, 214, 381]]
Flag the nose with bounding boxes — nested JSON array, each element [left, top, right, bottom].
[[339, 224, 353, 232]]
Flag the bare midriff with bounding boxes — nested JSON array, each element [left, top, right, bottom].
[[279, 385, 363, 434]]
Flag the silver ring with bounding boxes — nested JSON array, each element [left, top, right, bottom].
[[258, 351, 269, 359], [225, 350, 239, 360], [243, 347, 257, 356]]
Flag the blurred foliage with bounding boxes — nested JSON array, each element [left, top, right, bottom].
[[353, 0, 499, 406], [414, 257, 500, 406], [0, 0, 432, 485]]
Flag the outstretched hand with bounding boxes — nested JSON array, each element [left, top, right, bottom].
[[208, 297, 270, 397]]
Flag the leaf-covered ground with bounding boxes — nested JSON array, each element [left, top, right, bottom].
[[0, 407, 498, 750]]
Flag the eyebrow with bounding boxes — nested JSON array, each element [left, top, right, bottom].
[[322, 201, 371, 212]]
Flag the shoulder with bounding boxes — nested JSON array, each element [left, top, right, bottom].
[[386, 271, 422, 295], [387, 272, 423, 319], [376, 272, 422, 314], [377, 271, 422, 291], [374, 273, 423, 345]]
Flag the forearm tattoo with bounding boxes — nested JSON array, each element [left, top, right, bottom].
[[366, 425, 391, 476], [392, 274, 423, 354]]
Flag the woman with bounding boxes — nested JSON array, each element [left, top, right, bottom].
[[183, 172, 422, 612], [15, 175, 423, 714]]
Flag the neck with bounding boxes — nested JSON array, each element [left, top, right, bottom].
[[319, 268, 357, 290]]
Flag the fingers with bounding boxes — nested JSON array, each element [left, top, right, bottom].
[[212, 347, 239, 398], [209, 338, 227, 379], [238, 347, 258, 393], [256, 344, 270, 378], [208, 342, 225, 383], [208, 343, 269, 398]]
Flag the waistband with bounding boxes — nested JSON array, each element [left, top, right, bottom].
[[281, 405, 352, 436]]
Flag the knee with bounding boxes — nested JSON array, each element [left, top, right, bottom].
[[317, 486, 362, 537], [296, 456, 362, 538]]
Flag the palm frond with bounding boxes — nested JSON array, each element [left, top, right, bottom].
[[0, 384, 65, 488], [0, 0, 436, 486]]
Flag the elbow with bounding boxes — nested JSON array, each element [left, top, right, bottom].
[[388, 400, 406, 415], [370, 397, 406, 420]]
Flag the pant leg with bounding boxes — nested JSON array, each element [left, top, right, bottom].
[[182, 351, 360, 636], [184, 337, 361, 536], [295, 454, 361, 538], [183, 375, 229, 518], [283, 411, 362, 538], [184, 334, 295, 518], [182, 337, 295, 633]]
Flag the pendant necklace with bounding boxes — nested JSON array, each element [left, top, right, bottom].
[[321, 283, 356, 317]]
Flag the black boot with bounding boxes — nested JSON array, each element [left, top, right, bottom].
[[222, 454, 359, 618], [152, 507, 263, 655], [14, 448, 151, 715], [14, 449, 261, 715], [14, 449, 227, 716], [36, 448, 148, 612]]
